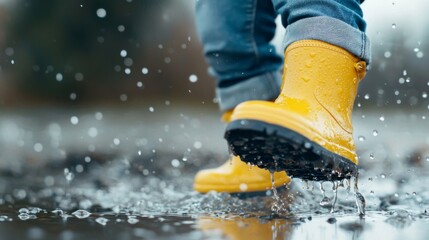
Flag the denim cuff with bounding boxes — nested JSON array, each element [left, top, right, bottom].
[[283, 16, 371, 64], [216, 71, 282, 111]]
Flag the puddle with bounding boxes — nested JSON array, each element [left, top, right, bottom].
[[0, 109, 429, 239]]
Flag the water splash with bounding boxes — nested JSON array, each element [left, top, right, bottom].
[[319, 182, 332, 208], [331, 182, 339, 213], [270, 172, 281, 213], [355, 192, 366, 216], [72, 210, 91, 219]]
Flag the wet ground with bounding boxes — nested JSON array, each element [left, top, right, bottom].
[[0, 104, 429, 239]]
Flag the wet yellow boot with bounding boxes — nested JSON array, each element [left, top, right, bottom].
[[225, 40, 367, 181], [194, 111, 290, 194]]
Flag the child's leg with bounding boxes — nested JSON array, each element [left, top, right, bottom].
[[195, 0, 283, 112], [225, 0, 370, 181], [273, 0, 370, 63], [193, 0, 291, 194]]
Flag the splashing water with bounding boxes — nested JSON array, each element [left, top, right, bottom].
[[270, 172, 282, 213], [355, 192, 366, 216], [319, 182, 332, 208], [331, 182, 339, 213]]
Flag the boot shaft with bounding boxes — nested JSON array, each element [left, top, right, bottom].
[[277, 40, 366, 133]]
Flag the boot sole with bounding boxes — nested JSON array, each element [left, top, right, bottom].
[[231, 186, 288, 199], [225, 119, 358, 181]]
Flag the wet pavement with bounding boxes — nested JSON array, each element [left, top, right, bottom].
[[0, 104, 429, 239]]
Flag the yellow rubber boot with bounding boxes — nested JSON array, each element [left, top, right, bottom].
[[225, 40, 366, 181], [194, 111, 290, 194]]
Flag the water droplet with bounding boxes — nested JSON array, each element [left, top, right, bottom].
[[193, 141, 202, 149], [137, 81, 144, 88], [120, 94, 128, 101], [19, 208, 29, 214], [384, 51, 392, 58], [96, 8, 107, 18], [379, 116, 385, 121], [364, 94, 370, 100], [72, 210, 91, 219], [189, 74, 198, 83], [269, 172, 284, 213], [320, 196, 332, 208], [117, 25, 125, 32], [149, 107, 154, 112], [70, 92, 77, 100], [95, 217, 109, 226], [171, 159, 180, 168], [141, 67, 149, 74], [70, 116, 79, 125], [239, 183, 248, 191], [120, 50, 127, 57], [18, 213, 34, 220], [51, 209, 64, 216], [33, 143, 43, 152], [127, 216, 139, 224], [417, 52, 424, 58], [124, 57, 133, 67], [56, 73, 63, 82], [373, 130, 378, 136], [5, 47, 14, 56], [331, 183, 339, 213], [358, 136, 366, 141], [88, 127, 98, 138], [75, 72, 84, 81], [64, 168, 74, 182], [113, 138, 120, 145], [369, 153, 374, 159], [391, 23, 396, 29], [355, 192, 366, 216], [95, 112, 103, 120]]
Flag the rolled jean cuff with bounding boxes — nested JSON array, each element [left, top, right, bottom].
[[216, 71, 282, 112], [283, 16, 371, 64]]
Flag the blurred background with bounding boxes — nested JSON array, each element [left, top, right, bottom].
[[0, 0, 427, 109], [0, 0, 214, 107]]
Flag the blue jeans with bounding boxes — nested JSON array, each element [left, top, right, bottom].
[[195, 0, 370, 111]]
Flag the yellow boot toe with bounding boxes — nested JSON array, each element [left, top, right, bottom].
[[194, 156, 290, 194]]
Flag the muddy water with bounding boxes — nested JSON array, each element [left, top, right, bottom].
[[0, 107, 429, 239]]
